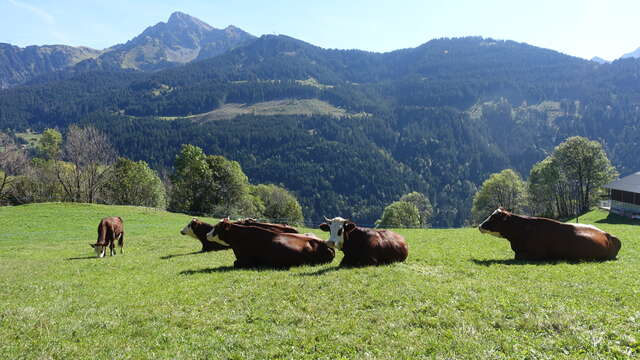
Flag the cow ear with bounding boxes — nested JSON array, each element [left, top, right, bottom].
[[319, 223, 330, 232], [344, 222, 356, 232], [89, 243, 96, 248]]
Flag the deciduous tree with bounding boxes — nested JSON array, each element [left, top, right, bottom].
[[55, 126, 117, 203], [553, 136, 617, 213], [103, 157, 167, 208], [376, 201, 421, 228], [471, 169, 527, 223], [400, 191, 433, 227], [250, 184, 304, 225]]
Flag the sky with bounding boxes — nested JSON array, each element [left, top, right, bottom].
[[1, 0, 639, 61]]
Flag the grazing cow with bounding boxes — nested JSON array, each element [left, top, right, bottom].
[[319, 217, 408, 267], [91, 217, 124, 258], [180, 217, 300, 252], [206, 219, 335, 268], [478, 208, 622, 261]]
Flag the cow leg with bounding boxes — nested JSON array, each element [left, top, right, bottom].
[[118, 233, 124, 255]]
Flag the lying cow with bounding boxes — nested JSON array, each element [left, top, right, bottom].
[[319, 217, 408, 267], [180, 217, 300, 252], [91, 216, 124, 258], [206, 219, 334, 268], [180, 218, 229, 252], [478, 208, 622, 261], [234, 218, 299, 234]]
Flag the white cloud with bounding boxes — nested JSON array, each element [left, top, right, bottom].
[[8, 0, 55, 25]]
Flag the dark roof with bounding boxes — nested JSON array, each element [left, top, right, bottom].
[[603, 172, 640, 193]]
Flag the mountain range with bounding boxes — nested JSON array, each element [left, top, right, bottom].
[[2, 13, 640, 226], [0, 12, 254, 88]]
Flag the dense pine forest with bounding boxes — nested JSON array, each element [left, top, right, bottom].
[[2, 34, 640, 226]]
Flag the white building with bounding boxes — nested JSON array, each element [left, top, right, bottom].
[[603, 172, 640, 219]]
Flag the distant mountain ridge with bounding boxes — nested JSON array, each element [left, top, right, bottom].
[[0, 43, 101, 88], [0, 12, 254, 87], [5, 34, 640, 226], [621, 47, 640, 59], [77, 12, 255, 71]]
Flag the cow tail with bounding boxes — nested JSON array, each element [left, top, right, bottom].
[[607, 233, 622, 259]]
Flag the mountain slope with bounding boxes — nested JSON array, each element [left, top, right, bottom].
[[0, 12, 255, 87], [76, 12, 255, 72], [0, 43, 101, 88], [621, 46, 640, 59], [3, 35, 640, 226]]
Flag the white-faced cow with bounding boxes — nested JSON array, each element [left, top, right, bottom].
[[319, 217, 408, 267], [91, 217, 124, 258], [206, 219, 334, 268], [180, 217, 300, 252], [478, 208, 622, 261]]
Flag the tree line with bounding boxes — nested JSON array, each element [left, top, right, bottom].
[[0, 127, 304, 224], [471, 136, 617, 223]]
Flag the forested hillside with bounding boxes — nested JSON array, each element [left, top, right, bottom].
[[2, 34, 640, 226]]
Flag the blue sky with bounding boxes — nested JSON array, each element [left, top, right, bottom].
[[1, 0, 639, 61]]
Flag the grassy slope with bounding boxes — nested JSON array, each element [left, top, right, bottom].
[[157, 99, 365, 121], [1, 203, 639, 359]]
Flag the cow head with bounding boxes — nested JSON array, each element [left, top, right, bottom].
[[180, 217, 199, 238], [206, 219, 232, 247], [319, 216, 355, 250], [90, 243, 106, 258], [478, 207, 509, 238]]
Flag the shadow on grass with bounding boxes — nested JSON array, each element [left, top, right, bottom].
[[471, 258, 560, 266], [179, 266, 237, 275], [179, 264, 294, 275], [595, 212, 640, 225], [296, 266, 341, 276], [471, 258, 616, 266], [66, 256, 100, 261], [160, 251, 203, 260]]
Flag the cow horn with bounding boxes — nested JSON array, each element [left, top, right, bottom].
[[324, 216, 331, 222]]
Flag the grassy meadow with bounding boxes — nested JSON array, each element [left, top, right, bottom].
[[1, 203, 639, 359]]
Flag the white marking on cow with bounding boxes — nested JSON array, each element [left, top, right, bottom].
[[324, 217, 348, 250], [573, 223, 599, 231], [92, 244, 106, 257], [206, 228, 230, 247], [180, 218, 198, 239]]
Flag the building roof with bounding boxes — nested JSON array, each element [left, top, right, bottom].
[[603, 172, 640, 193]]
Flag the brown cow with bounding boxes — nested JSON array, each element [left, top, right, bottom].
[[180, 217, 300, 252], [234, 218, 300, 234], [91, 217, 124, 258], [478, 208, 622, 261], [205, 219, 335, 268], [319, 217, 408, 267]]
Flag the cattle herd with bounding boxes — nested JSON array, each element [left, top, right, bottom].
[[91, 207, 622, 266]]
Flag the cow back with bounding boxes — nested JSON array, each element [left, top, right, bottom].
[[234, 219, 299, 233], [498, 215, 621, 261], [341, 227, 408, 266], [218, 223, 334, 267], [97, 217, 123, 245]]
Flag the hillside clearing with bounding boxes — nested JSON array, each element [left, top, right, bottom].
[[157, 99, 369, 122], [1, 203, 639, 359]]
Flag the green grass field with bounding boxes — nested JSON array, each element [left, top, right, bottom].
[[1, 203, 639, 359]]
